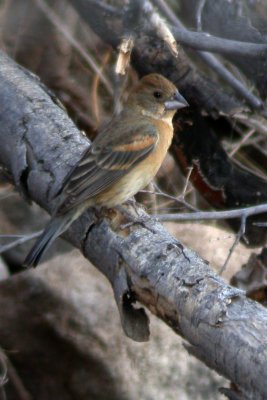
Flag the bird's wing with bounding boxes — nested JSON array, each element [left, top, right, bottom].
[[56, 124, 158, 214]]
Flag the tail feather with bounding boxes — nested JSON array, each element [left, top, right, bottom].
[[23, 216, 69, 268]]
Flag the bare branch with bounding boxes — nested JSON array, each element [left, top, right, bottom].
[[157, 203, 267, 222], [153, 0, 264, 110], [0, 232, 42, 254], [34, 0, 113, 95], [197, 52, 263, 110], [143, 0, 178, 57], [153, 0, 267, 59], [1, 49, 267, 399], [171, 27, 267, 60], [115, 36, 134, 75], [157, 203, 267, 271], [140, 184, 198, 212], [219, 215, 247, 275]]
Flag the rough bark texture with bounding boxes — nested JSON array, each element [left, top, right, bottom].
[[0, 246, 227, 400], [67, 0, 267, 248], [68, 0, 242, 116], [1, 51, 267, 399]]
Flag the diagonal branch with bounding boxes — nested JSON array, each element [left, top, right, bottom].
[[153, 0, 267, 59], [170, 27, 267, 59], [152, 0, 264, 110], [1, 50, 267, 399]]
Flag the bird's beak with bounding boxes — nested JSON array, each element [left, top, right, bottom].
[[164, 91, 189, 111]]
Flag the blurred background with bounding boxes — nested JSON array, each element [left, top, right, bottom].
[[0, 1, 267, 399]]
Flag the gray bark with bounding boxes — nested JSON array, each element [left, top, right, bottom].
[[0, 51, 267, 399]]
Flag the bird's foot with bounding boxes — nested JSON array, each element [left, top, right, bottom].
[[123, 198, 145, 214], [116, 205, 156, 234]]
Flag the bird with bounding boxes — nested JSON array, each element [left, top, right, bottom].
[[24, 73, 188, 267]]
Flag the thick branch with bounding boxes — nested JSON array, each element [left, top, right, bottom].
[[1, 51, 267, 399], [71, 0, 267, 58], [178, 0, 267, 99], [65, 0, 267, 245], [67, 0, 242, 116], [171, 25, 267, 59], [153, 0, 264, 110]]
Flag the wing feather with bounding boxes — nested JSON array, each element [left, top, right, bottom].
[[56, 124, 158, 214]]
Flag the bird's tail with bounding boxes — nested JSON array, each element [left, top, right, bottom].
[[23, 214, 72, 268]]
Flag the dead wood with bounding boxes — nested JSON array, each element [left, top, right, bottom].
[[67, 0, 267, 247], [1, 50, 267, 399]]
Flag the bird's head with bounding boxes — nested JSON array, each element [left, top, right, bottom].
[[127, 73, 188, 121]]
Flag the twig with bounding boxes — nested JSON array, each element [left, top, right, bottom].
[[2, 49, 267, 396], [152, 0, 264, 111], [140, 189, 197, 212], [91, 50, 112, 127], [231, 113, 267, 136], [156, 203, 267, 222], [0, 350, 7, 400], [34, 0, 113, 95], [219, 215, 247, 275], [85, 0, 123, 17], [197, 52, 262, 110], [181, 166, 193, 198], [113, 73, 130, 115], [153, 0, 267, 58], [149, 182, 198, 211], [5, 358, 32, 400], [157, 204, 266, 274], [0, 186, 17, 201], [196, 0, 206, 31], [0, 231, 42, 254], [229, 128, 255, 157], [0, 349, 32, 400], [148, 182, 158, 214]]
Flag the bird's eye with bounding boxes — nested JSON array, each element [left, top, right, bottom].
[[153, 91, 162, 99]]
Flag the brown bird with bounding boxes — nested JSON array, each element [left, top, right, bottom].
[[24, 73, 188, 267]]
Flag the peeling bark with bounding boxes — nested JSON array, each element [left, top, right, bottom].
[[67, 0, 267, 247], [1, 51, 267, 399]]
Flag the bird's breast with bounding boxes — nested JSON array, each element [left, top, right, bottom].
[[95, 120, 174, 207]]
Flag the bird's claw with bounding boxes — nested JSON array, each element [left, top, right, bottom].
[[120, 215, 156, 234]]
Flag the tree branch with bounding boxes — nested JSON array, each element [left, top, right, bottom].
[[152, 0, 264, 110], [1, 51, 267, 399], [68, 0, 242, 116], [171, 27, 267, 58], [177, 0, 267, 99], [157, 203, 267, 222], [153, 0, 267, 59]]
